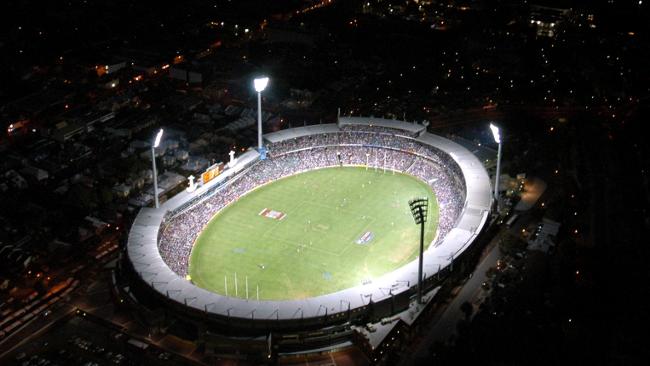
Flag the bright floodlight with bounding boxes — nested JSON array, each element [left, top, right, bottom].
[[153, 128, 164, 148], [489, 123, 501, 144], [254, 77, 269, 92], [490, 123, 503, 213], [151, 128, 164, 209]]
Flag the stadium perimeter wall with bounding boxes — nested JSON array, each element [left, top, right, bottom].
[[124, 118, 492, 333]]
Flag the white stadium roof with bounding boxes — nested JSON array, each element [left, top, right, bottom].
[[126, 117, 492, 324]]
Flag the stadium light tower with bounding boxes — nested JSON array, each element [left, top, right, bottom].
[[151, 128, 164, 209], [489, 123, 502, 212], [409, 197, 429, 304], [254, 77, 269, 151]]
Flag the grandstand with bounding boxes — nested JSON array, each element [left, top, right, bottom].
[[124, 117, 492, 334]]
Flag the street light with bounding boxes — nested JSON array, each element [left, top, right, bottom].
[[152, 128, 163, 208], [254, 77, 269, 151], [490, 123, 502, 212], [409, 197, 429, 304]]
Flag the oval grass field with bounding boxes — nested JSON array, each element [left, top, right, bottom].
[[189, 166, 438, 300]]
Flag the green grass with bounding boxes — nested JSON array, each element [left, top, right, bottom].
[[189, 166, 438, 300]]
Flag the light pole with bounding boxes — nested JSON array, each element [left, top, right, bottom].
[[409, 197, 429, 304], [254, 77, 269, 152], [151, 128, 163, 209], [489, 123, 502, 212]]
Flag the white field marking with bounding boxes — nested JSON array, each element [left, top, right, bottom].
[[275, 238, 339, 257], [339, 216, 377, 258], [258, 199, 308, 240]]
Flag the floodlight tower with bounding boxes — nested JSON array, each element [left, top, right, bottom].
[[151, 128, 164, 208], [409, 197, 429, 304], [489, 123, 502, 212], [254, 77, 269, 152]]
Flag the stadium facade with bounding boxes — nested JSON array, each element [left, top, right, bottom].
[[119, 117, 492, 357]]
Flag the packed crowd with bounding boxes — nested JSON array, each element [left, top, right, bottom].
[[158, 128, 466, 276], [339, 124, 421, 137], [268, 130, 424, 156]]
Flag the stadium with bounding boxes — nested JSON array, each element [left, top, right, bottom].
[[120, 117, 492, 356]]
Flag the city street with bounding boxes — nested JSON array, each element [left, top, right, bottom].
[[399, 244, 500, 365]]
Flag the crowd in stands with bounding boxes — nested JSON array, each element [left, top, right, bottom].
[[339, 124, 421, 138], [269, 130, 424, 156], [158, 127, 466, 276]]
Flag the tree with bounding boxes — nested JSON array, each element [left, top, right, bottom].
[[499, 233, 526, 255], [67, 184, 98, 211], [460, 301, 474, 320], [99, 186, 114, 206]]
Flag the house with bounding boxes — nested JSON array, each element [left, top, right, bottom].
[[52, 121, 86, 142], [4, 170, 28, 189], [528, 218, 561, 253], [20, 166, 49, 182], [181, 156, 209, 172], [113, 184, 131, 198]]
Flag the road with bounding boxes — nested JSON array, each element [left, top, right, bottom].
[[0, 300, 76, 359], [0, 248, 118, 360], [399, 241, 502, 365]]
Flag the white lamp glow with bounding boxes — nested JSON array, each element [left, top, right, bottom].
[[489, 123, 503, 213], [254, 77, 269, 151], [489, 123, 500, 144], [151, 128, 164, 208], [254, 77, 269, 92], [153, 128, 164, 148]]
